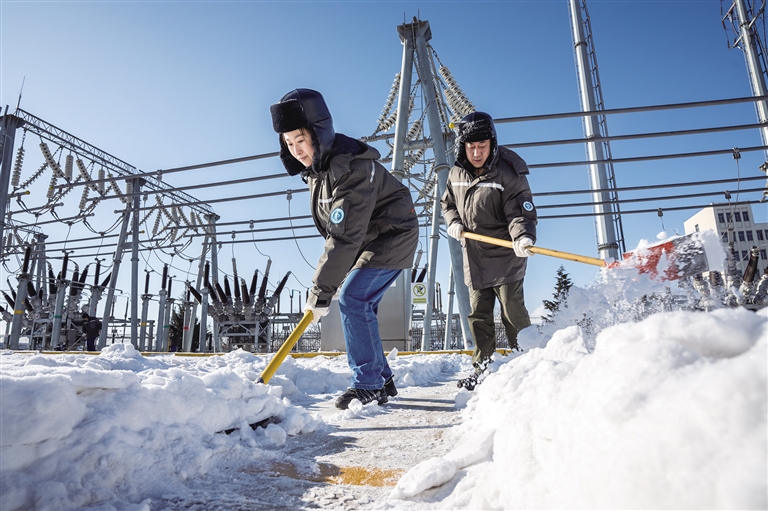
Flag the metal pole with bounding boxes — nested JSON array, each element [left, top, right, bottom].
[[405, 19, 464, 351], [0, 113, 22, 256], [183, 234, 208, 352], [8, 246, 32, 349], [733, 0, 768, 157], [49, 253, 70, 350], [130, 178, 143, 347], [139, 271, 151, 351], [155, 265, 168, 352], [207, 214, 221, 352], [569, 0, 620, 261], [443, 264, 454, 350], [99, 208, 131, 349]]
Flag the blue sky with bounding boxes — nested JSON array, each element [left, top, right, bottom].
[[2, 0, 767, 323]]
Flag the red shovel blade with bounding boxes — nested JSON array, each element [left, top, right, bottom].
[[614, 232, 712, 281]]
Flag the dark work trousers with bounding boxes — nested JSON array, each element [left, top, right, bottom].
[[467, 279, 531, 371]]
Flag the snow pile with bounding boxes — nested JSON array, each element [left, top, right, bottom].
[[390, 307, 767, 509], [0, 343, 323, 511], [0, 341, 458, 511]]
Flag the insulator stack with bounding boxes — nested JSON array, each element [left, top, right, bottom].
[[171, 205, 179, 224], [47, 173, 57, 199], [108, 174, 125, 203], [5, 234, 12, 252], [177, 206, 191, 227], [76, 159, 90, 183], [404, 120, 426, 173], [79, 186, 90, 210], [11, 146, 24, 187], [156, 196, 175, 224], [97, 168, 105, 193], [152, 211, 162, 236], [407, 119, 423, 141], [64, 154, 74, 181], [18, 161, 47, 190], [170, 227, 177, 243], [40, 142, 65, 178], [376, 73, 401, 133], [439, 66, 475, 121], [125, 179, 133, 198]]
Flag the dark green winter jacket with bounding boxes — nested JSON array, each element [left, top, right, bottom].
[[305, 135, 419, 307], [441, 146, 537, 290]]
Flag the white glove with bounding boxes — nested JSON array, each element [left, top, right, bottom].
[[513, 236, 535, 257], [303, 302, 330, 324], [447, 223, 464, 240]]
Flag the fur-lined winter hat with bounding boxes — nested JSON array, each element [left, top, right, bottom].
[[270, 88, 336, 176], [454, 111, 498, 172]]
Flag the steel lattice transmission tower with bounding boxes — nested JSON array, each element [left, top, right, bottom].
[[367, 17, 478, 350]]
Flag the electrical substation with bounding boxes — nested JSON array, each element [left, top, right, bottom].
[[2, 1, 768, 355]]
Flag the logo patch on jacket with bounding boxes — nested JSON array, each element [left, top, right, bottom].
[[522, 201, 534, 212], [330, 207, 345, 225]]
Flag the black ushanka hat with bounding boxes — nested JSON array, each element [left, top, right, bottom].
[[270, 89, 336, 176], [454, 111, 499, 173]]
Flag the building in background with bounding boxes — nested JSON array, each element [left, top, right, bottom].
[[685, 203, 768, 276]]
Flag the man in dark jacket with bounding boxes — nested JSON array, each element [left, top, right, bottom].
[[441, 111, 537, 390], [81, 313, 101, 352], [270, 88, 419, 409]]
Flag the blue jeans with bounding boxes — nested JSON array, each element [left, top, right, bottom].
[[338, 268, 401, 390]]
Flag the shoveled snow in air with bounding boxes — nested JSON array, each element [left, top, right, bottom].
[[1, 232, 765, 510]]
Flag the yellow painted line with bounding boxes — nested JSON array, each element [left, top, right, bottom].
[[242, 461, 404, 487]]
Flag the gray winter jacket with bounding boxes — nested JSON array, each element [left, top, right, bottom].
[[441, 146, 537, 290], [306, 135, 419, 308]]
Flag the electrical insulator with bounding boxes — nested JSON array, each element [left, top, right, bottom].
[[376, 73, 401, 131], [19, 161, 46, 190], [47, 174, 57, 199], [98, 168, 105, 193], [76, 159, 90, 182], [125, 180, 133, 198], [108, 174, 124, 203], [64, 154, 73, 181], [40, 142, 65, 178], [5, 233, 12, 250], [170, 227, 177, 243], [79, 187, 89, 210], [407, 120, 423, 141], [152, 211, 162, 236], [171, 206, 179, 224], [11, 147, 24, 187]]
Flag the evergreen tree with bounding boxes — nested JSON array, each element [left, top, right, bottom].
[[542, 265, 573, 323]]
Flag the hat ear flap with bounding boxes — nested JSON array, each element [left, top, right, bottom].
[[271, 99, 308, 133]]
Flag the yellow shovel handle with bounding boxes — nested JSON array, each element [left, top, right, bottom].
[[462, 231, 606, 268], [259, 309, 314, 384]]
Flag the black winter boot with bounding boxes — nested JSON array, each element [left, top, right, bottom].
[[384, 376, 398, 397], [457, 359, 490, 391], [335, 388, 388, 410]]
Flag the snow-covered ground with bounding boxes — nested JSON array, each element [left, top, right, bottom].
[[1, 235, 766, 510]]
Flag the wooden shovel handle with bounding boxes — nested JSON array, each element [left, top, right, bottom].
[[462, 231, 607, 268]]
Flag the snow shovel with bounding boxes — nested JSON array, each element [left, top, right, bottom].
[[462, 231, 711, 281], [257, 309, 314, 384]]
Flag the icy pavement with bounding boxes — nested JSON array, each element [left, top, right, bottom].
[[152, 373, 465, 511]]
